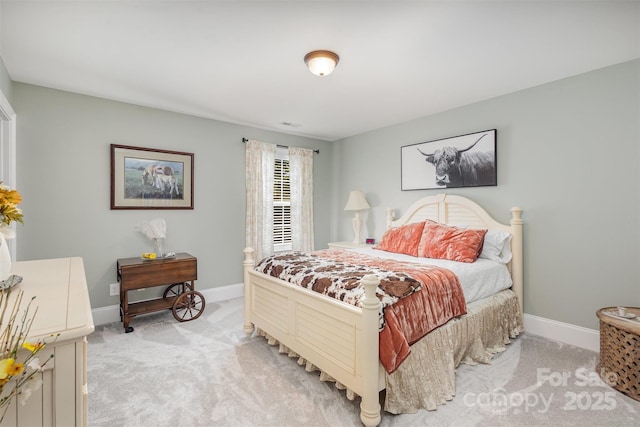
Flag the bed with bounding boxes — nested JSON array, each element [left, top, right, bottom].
[[242, 194, 524, 426]]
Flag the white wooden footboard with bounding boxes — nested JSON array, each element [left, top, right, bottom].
[[243, 248, 383, 427]]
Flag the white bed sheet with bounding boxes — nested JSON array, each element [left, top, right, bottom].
[[344, 246, 513, 304]]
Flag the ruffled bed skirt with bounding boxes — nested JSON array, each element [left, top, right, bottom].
[[256, 288, 523, 414]]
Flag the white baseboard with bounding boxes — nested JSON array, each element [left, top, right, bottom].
[[92, 285, 600, 353], [91, 283, 244, 327], [523, 313, 599, 353]]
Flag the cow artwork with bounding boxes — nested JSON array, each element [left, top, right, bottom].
[[142, 164, 180, 196], [401, 129, 497, 190], [111, 144, 193, 209], [417, 133, 495, 187]]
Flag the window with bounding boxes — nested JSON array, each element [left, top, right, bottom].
[[273, 148, 291, 252]]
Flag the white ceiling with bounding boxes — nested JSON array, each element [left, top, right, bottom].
[[1, 1, 638, 141]]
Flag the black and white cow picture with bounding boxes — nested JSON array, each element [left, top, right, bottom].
[[401, 129, 497, 190], [417, 133, 495, 188]]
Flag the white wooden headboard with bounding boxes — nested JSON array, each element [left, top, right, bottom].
[[386, 194, 523, 313]]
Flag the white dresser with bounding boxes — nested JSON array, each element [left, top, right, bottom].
[[0, 257, 94, 427]]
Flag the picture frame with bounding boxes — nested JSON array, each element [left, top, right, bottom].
[[110, 144, 194, 209], [401, 129, 497, 191]]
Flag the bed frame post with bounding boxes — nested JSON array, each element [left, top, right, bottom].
[[510, 207, 524, 315], [385, 208, 394, 230], [360, 274, 381, 427], [243, 247, 256, 335]]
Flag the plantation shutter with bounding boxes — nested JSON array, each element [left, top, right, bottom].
[[273, 148, 292, 251]]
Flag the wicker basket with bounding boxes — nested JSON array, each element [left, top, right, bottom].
[[596, 307, 640, 402]]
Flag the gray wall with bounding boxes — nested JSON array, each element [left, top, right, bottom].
[[12, 83, 333, 309], [333, 59, 640, 330]]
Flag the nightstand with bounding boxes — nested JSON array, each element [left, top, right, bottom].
[[328, 241, 369, 249]]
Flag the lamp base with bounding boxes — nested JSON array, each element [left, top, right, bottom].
[[352, 211, 362, 245]]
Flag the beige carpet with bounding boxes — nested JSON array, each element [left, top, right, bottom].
[[87, 297, 640, 426]]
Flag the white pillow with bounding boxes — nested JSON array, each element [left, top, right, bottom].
[[480, 230, 512, 263]]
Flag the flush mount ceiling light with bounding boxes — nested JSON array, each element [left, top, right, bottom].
[[304, 50, 340, 77]]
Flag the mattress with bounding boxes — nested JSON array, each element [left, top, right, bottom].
[[345, 246, 513, 304]]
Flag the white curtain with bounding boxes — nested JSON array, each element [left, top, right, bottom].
[[289, 147, 314, 252], [245, 140, 276, 261]]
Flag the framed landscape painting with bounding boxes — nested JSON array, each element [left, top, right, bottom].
[[110, 144, 194, 209], [401, 129, 497, 191]]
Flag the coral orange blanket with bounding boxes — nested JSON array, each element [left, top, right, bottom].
[[255, 249, 467, 373]]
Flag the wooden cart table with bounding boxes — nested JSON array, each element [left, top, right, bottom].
[[117, 252, 204, 332], [596, 306, 640, 401]]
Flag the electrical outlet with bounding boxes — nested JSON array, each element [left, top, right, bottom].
[[109, 282, 119, 296]]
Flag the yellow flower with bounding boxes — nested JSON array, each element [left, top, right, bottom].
[[22, 342, 44, 353], [0, 181, 23, 226], [7, 363, 23, 376], [0, 358, 15, 379], [0, 189, 21, 205]]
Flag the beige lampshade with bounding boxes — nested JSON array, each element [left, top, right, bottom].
[[344, 190, 370, 211]]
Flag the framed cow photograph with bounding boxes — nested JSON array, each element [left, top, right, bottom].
[[110, 144, 194, 209], [401, 129, 497, 191]]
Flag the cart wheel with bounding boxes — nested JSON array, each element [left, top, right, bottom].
[[172, 290, 205, 322], [125, 326, 134, 333], [163, 282, 194, 300]]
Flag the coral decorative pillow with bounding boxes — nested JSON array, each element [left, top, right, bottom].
[[374, 221, 426, 257], [417, 221, 487, 263]]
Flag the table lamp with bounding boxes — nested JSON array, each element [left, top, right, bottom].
[[344, 190, 371, 244]]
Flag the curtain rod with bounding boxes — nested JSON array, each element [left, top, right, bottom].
[[242, 138, 319, 154]]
